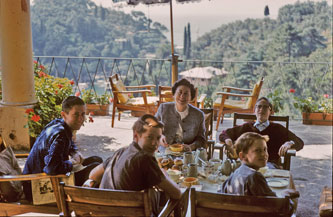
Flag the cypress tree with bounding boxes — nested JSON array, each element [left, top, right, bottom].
[[264, 5, 270, 16], [183, 26, 187, 57], [187, 23, 191, 58]]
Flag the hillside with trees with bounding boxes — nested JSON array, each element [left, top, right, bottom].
[[189, 1, 332, 115], [31, 0, 170, 58]]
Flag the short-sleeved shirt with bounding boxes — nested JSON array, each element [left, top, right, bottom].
[[100, 142, 165, 191], [221, 164, 276, 196]]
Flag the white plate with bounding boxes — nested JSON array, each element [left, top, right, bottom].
[[269, 169, 290, 178], [266, 178, 289, 188]]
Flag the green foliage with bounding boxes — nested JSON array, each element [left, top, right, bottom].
[[80, 89, 111, 105], [31, 0, 168, 65], [293, 96, 332, 114], [27, 61, 74, 138], [267, 89, 284, 113]]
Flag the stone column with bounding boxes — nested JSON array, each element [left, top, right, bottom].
[[0, 0, 36, 150]]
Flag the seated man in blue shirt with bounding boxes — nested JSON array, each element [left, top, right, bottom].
[[22, 96, 102, 201]]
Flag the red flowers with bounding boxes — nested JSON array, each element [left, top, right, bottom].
[[25, 108, 34, 114], [31, 114, 40, 122], [70, 80, 75, 85], [37, 71, 48, 78], [289, 88, 295, 93], [57, 84, 64, 89], [324, 94, 329, 98], [88, 116, 94, 123], [75, 92, 80, 97]]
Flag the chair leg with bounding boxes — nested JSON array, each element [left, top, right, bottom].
[[118, 112, 121, 121], [111, 106, 116, 128], [216, 109, 224, 130]]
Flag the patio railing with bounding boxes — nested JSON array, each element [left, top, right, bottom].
[[34, 56, 332, 119]]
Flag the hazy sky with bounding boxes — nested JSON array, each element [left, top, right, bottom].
[[93, 0, 330, 45]]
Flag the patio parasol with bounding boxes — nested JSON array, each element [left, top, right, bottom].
[[112, 0, 203, 84]]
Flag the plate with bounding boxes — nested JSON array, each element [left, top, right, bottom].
[[269, 169, 290, 178], [266, 178, 289, 188]]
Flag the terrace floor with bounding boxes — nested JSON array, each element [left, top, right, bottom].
[[74, 112, 331, 217]]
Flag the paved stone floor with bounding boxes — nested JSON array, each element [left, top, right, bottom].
[[75, 113, 332, 217]]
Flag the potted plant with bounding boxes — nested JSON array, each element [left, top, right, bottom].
[[26, 61, 74, 140], [291, 89, 332, 126], [78, 89, 111, 116], [267, 88, 284, 114]]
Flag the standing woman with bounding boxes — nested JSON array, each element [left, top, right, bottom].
[[155, 78, 206, 151]]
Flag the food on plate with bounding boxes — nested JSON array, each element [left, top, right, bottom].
[[183, 177, 198, 187], [170, 144, 183, 152], [174, 158, 183, 166], [171, 165, 180, 171], [161, 158, 170, 167]]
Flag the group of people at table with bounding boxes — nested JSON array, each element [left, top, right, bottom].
[[1, 78, 304, 216]]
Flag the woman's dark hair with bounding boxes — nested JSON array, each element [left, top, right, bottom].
[[62, 96, 85, 113], [171, 78, 196, 101]]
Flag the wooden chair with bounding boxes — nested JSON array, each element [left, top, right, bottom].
[[213, 113, 296, 170], [158, 86, 204, 108], [109, 74, 159, 127], [214, 77, 264, 130], [190, 188, 292, 217], [0, 173, 67, 216], [59, 182, 189, 217], [200, 108, 214, 160]]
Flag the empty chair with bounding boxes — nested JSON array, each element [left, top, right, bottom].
[[213, 77, 264, 130]]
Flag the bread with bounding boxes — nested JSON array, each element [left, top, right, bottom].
[[174, 158, 183, 166], [171, 165, 180, 170]]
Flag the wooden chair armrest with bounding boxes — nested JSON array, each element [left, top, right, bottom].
[[216, 92, 253, 98], [283, 149, 296, 170], [125, 85, 156, 89], [113, 90, 151, 94], [15, 153, 29, 158], [158, 199, 180, 217], [158, 188, 190, 217], [0, 173, 68, 182], [221, 86, 252, 92], [197, 94, 207, 109]]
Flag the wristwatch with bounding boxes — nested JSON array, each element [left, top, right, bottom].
[[288, 140, 295, 147]]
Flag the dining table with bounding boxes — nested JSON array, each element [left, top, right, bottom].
[[157, 148, 296, 198]]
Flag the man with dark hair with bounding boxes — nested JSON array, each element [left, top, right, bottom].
[[22, 96, 102, 201], [219, 97, 304, 168], [84, 114, 181, 216]]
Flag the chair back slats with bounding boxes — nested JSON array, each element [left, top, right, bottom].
[[64, 185, 145, 207], [68, 202, 145, 217], [60, 183, 152, 217], [191, 189, 290, 217]]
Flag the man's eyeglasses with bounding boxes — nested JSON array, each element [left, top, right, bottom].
[[255, 105, 271, 110]]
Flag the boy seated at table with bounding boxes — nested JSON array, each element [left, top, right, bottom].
[[221, 132, 299, 199]]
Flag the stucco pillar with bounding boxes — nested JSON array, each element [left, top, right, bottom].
[[0, 0, 36, 105], [0, 0, 36, 150]]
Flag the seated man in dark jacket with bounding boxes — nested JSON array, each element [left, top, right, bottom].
[[22, 96, 102, 201], [219, 97, 304, 168]]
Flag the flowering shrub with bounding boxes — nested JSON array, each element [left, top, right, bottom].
[[77, 89, 111, 105], [26, 61, 73, 138], [291, 89, 333, 114]]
